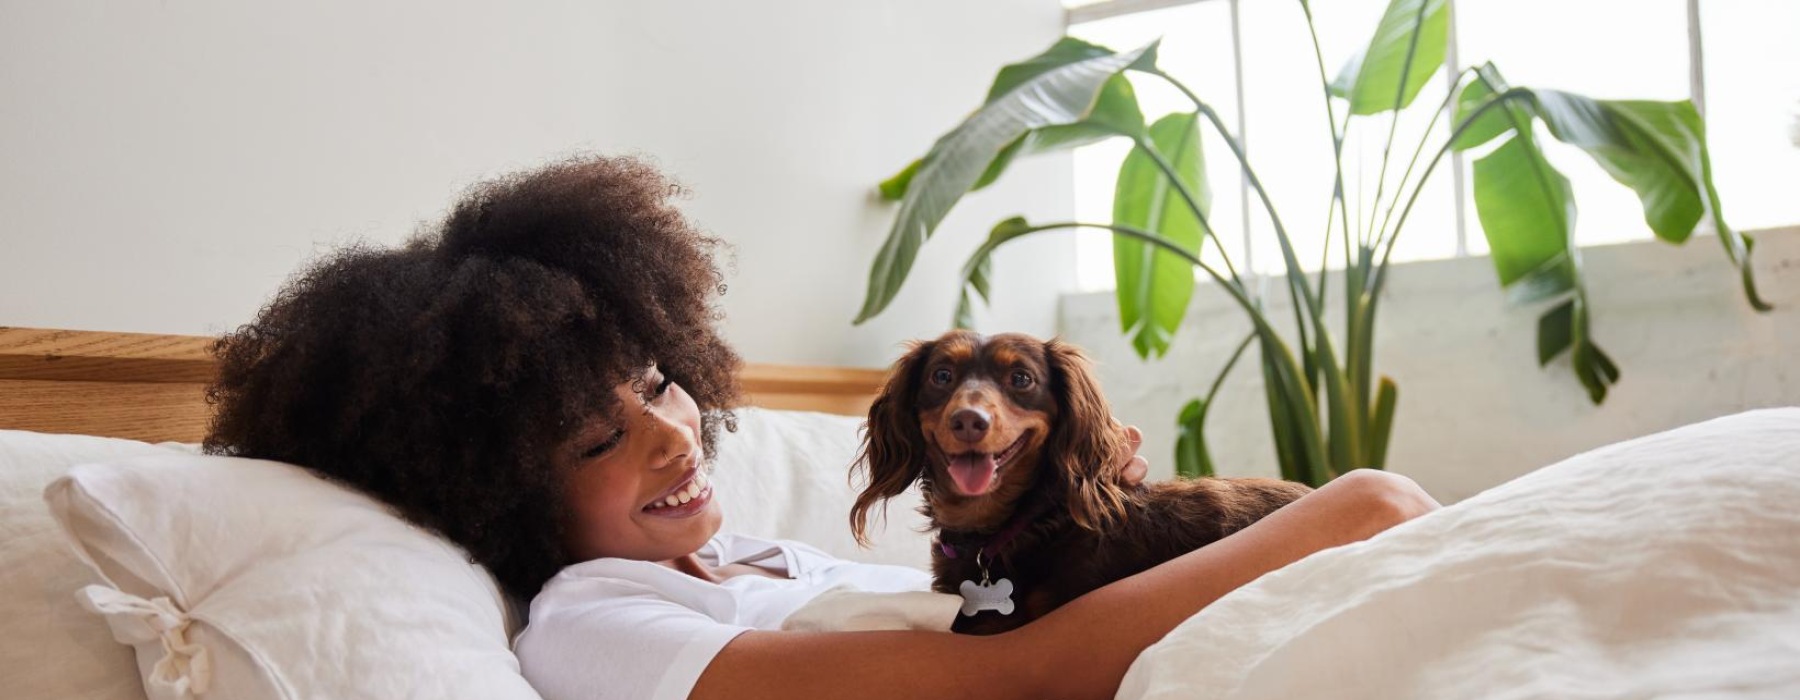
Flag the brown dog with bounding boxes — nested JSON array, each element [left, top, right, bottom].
[[851, 330, 1311, 634]]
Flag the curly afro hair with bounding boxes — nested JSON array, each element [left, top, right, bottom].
[[204, 155, 742, 599]]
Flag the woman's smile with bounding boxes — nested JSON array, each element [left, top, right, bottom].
[[642, 467, 714, 517]]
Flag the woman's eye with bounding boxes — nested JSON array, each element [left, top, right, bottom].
[[582, 430, 625, 459], [653, 374, 675, 398], [930, 368, 952, 385], [1011, 370, 1034, 389]]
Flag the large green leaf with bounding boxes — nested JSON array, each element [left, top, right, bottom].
[[1534, 92, 1702, 244], [876, 36, 1142, 203], [1475, 132, 1619, 403], [1539, 96, 1770, 310], [1536, 296, 1576, 366], [984, 37, 1117, 104], [1330, 0, 1449, 115], [877, 160, 920, 201], [1687, 104, 1770, 311], [1451, 69, 1769, 311], [879, 75, 1145, 202], [1570, 299, 1622, 403], [1450, 63, 1531, 151], [856, 41, 1158, 324], [952, 252, 993, 330], [1474, 132, 1575, 290], [1113, 112, 1208, 358], [977, 77, 1146, 189], [952, 216, 1035, 329], [1539, 295, 1621, 402], [1174, 398, 1215, 478]]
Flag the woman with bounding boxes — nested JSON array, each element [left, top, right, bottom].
[[205, 156, 1439, 700]]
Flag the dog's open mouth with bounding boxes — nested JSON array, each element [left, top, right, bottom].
[[946, 432, 1030, 497]]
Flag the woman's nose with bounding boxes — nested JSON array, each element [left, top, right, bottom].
[[644, 408, 698, 468]]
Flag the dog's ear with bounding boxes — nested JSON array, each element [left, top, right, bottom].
[[850, 339, 936, 547], [1045, 338, 1131, 532]]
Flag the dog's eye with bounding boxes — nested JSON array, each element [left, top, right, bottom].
[[931, 368, 952, 385], [1010, 370, 1034, 389]]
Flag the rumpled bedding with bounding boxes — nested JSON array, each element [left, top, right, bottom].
[[1118, 408, 1800, 700]]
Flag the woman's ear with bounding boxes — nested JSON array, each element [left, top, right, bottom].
[[1045, 338, 1131, 532], [850, 340, 935, 546]]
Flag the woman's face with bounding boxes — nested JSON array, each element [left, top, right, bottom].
[[557, 364, 721, 563]]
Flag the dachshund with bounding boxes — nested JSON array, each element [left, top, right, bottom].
[[851, 330, 1312, 635]]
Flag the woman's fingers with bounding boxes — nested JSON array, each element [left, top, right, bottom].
[[1120, 425, 1148, 486], [1123, 455, 1149, 486]]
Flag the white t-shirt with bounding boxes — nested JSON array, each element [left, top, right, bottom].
[[514, 533, 933, 700]]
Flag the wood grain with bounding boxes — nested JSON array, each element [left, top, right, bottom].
[[0, 327, 885, 443], [0, 327, 214, 382], [0, 379, 211, 444]]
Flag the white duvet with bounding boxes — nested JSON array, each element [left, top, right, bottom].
[[1118, 408, 1800, 700]]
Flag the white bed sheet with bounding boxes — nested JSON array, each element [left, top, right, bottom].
[[1118, 408, 1800, 700]]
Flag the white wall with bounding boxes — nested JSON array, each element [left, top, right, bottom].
[[1061, 227, 1800, 502], [0, 0, 1077, 368]]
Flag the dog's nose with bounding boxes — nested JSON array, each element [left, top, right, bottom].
[[950, 408, 991, 443]]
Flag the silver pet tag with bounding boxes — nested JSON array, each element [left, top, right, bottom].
[[957, 578, 1015, 617]]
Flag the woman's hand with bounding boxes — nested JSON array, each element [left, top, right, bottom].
[[1120, 425, 1148, 486]]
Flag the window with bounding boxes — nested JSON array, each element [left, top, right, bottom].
[[1067, 0, 1800, 291], [1069, 1, 1242, 290], [1700, 0, 1800, 233], [1455, 0, 1689, 253]]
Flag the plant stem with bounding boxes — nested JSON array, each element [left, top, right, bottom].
[[995, 222, 1259, 334], [1363, 0, 1435, 248], [973, 220, 1328, 471], [1153, 72, 1324, 319], [1151, 69, 1369, 478], [1299, 0, 1347, 304], [1372, 68, 1475, 262], [1188, 327, 1259, 470], [1372, 87, 1534, 295], [1205, 330, 1258, 411], [1132, 136, 1245, 291]]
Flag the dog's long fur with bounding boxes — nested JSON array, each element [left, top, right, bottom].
[[852, 331, 1311, 635]]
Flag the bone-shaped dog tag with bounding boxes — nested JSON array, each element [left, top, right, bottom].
[[957, 578, 1015, 617]]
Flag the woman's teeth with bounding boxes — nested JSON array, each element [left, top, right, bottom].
[[648, 471, 710, 510]]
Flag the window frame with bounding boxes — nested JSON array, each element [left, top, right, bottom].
[[1065, 0, 1724, 280]]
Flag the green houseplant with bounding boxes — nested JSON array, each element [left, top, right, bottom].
[[855, 0, 1769, 487]]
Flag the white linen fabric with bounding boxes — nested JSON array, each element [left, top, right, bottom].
[[45, 453, 543, 700], [0, 430, 175, 700], [706, 407, 932, 569], [1117, 408, 1800, 700], [778, 587, 961, 633], [515, 533, 941, 700]]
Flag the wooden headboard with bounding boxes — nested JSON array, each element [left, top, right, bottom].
[[0, 327, 885, 444]]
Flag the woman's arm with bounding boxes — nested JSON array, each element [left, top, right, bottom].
[[692, 470, 1439, 700]]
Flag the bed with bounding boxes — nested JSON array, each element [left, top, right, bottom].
[[1, 325, 925, 700], [5, 325, 1798, 700]]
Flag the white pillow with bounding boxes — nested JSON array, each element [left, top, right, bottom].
[[0, 430, 176, 700], [708, 407, 931, 570], [23, 407, 916, 700], [45, 453, 543, 700]]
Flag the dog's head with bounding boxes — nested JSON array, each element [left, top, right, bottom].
[[850, 330, 1131, 542]]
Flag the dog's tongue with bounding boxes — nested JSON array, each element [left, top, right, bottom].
[[947, 453, 998, 496]]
